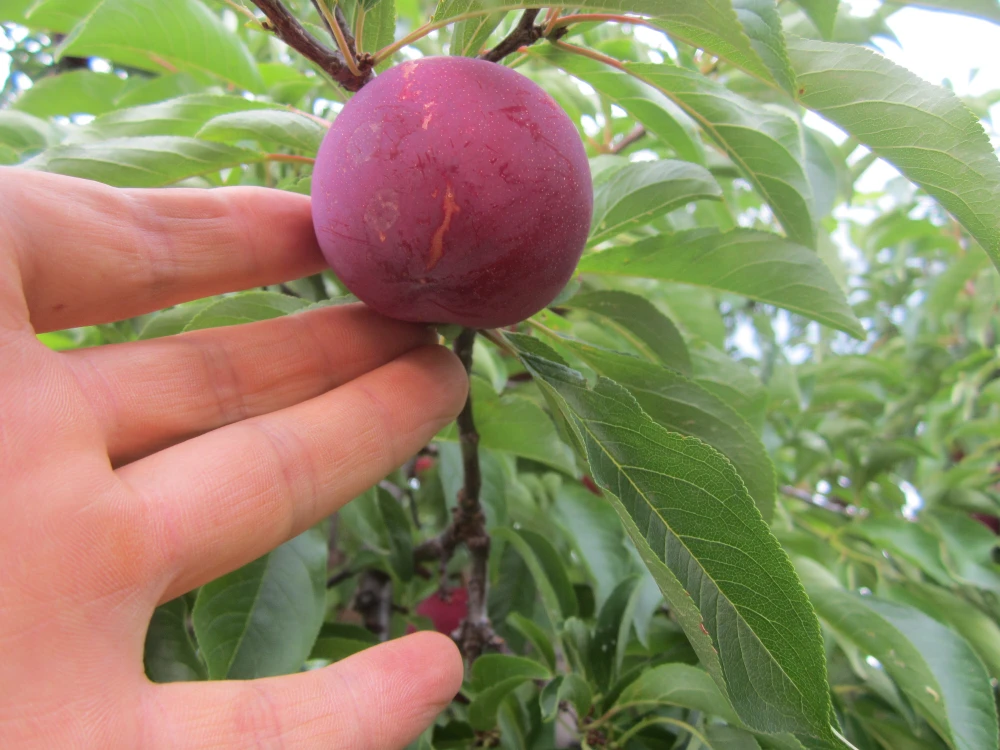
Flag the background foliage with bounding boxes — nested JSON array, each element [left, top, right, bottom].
[[3, 0, 1000, 748]]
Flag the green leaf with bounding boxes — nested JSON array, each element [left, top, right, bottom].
[[492, 527, 578, 625], [376, 487, 414, 582], [789, 0, 839, 38], [137, 299, 217, 340], [23, 136, 261, 188], [438, 377, 576, 474], [468, 654, 551, 730], [12, 70, 128, 118], [563, 339, 776, 520], [310, 624, 378, 663], [539, 673, 592, 723], [578, 229, 864, 338], [732, 0, 797, 93], [531, 46, 705, 164], [451, 11, 507, 56], [883, 581, 1000, 682], [144, 597, 205, 683], [507, 612, 557, 670], [200, 109, 326, 153], [58, 0, 263, 92], [359, 0, 397, 69], [192, 527, 328, 679], [926, 511, 1000, 592], [0, 111, 59, 157], [505, 333, 835, 741], [806, 584, 999, 750], [589, 159, 723, 243], [566, 290, 692, 375], [555, 483, 634, 609], [890, 0, 1000, 25], [589, 576, 638, 691], [617, 662, 740, 724], [76, 94, 273, 141], [690, 341, 768, 431], [788, 38, 1000, 273], [625, 64, 817, 247], [852, 516, 952, 585], [184, 292, 311, 331]]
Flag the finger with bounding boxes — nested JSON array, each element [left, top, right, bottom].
[[119, 346, 467, 600], [2, 168, 326, 333], [145, 631, 463, 750], [66, 304, 436, 464]]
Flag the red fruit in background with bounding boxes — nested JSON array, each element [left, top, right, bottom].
[[311, 56, 593, 328], [970, 513, 1000, 534], [582, 475, 602, 496], [415, 587, 468, 635], [414, 456, 436, 475]]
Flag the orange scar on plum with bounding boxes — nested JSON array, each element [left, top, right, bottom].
[[427, 183, 459, 270]]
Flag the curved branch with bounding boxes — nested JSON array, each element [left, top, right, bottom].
[[249, 0, 372, 92], [480, 9, 544, 63]]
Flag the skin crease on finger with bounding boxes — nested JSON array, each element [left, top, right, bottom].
[[0, 171, 469, 749]]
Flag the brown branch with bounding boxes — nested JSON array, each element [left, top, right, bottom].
[[248, 0, 371, 92], [413, 329, 502, 662], [480, 9, 546, 63], [780, 485, 867, 517], [353, 569, 393, 640], [610, 124, 646, 154]]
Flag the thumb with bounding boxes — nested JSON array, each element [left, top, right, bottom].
[[144, 631, 463, 749]]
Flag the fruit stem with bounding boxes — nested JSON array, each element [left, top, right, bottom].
[[480, 8, 544, 64]]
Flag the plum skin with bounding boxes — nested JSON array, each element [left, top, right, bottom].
[[311, 56, 593, 328]]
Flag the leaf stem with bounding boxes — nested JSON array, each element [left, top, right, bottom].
[[550, 39, 627, 72], [480, 8, 543, 63], [263, 153, 316, 164], [314, 0, 363, 77]]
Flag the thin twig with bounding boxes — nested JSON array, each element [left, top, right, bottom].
[[610, 124, 646, 154], [248, 0, 371, 91], [353, 569, 393, 640], [780, 485, 866, 517], [480, 9, 544, 63], [312, 0, 363, 77]]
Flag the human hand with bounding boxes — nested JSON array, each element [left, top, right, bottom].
[[0, 169, 468, 748]]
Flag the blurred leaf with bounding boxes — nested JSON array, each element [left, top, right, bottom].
[[566, 290, 691, 375], [58, 0, 263, 92], [579, 229, 864, 338], [507, 612, 556, 670], [192, 527, 328, 679], [812, 589, 999, 750], [0, 111, 59, 157], [376, 487, 414, 582], [12, 70, 128, 117], [184, 292, 311, 330], [852, 516, 952, 585], [492, 527, 578, 626], [505, 332, 835, 741], [789, 0, 840, 38], [451, 11, 507, 56], [539, 673, 592, 723], [789, 38, 1000, 273], [926, 511, 1000, 592], [732, 0, 797, 93], [617, 662, 740, 723], [23, 136, 261, 187], [625, 64, 817, 246], [75, 94, 274, 141], [589, 159, 722, 243], [555, 483, 634, 609], [468, 654, 551, 730], [589, 576, 638, 691], [144, 597, 205, 683]]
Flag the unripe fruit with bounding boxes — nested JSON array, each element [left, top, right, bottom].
[[311, 56, 593, 328], [415, 587, 468, 635]]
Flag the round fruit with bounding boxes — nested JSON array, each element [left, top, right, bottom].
[[311, 56, 593, 328]]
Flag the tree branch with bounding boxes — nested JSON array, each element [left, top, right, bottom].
[[780, 485, 866, 517], [610, 124, 646, 154], [413, 328, 502, 662], [248, 0, 372, 92], [480, 9, 546, 63]]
